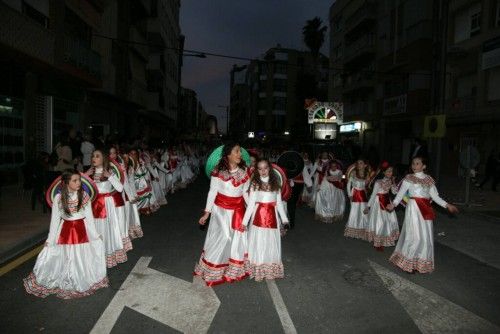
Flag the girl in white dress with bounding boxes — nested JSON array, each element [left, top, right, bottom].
[[315, 161, 346, 223], [195, 143, 251, 286], [301, 152, 315, 206], [109, 147, 134, 251], [387, 157, 458, 273], [364, 162, 399, 250], [243, 159, 289, 281], [87, 150, 128, 267], [24, 170, 108, 299], [344, 159, 370, 240], [311, 152, 330, 207], [129, 150, 154, 215]]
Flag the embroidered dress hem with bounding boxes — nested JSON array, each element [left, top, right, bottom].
[[122, 236, 133, 252], [23, 272, 108, 299], [224, 258, 249, 282], [344, 227, 368, 240], [129, 225, 144, 239], [389, 251, 434, 273], [106, 249, 128, 268], [367, 230, 400, 247], [247, 263, 284, 281], [315, 213, 343, 223]]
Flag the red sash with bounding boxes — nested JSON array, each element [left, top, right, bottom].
[[137, 186, 151, 197], [92, 191, 124, 218], [329, 180, 344, 190], [214, 193, 245, 232], [57, 219, 89, 245], [378, 193, 390, 210], [411, 197, 435, 220], [253, 202, 277, 229], [352, 189, 367, 203]]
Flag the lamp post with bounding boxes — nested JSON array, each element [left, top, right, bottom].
[[218, 105, 229, 136]]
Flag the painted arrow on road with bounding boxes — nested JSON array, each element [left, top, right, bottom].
[[91, 257, 220, 334], [369, 260, 500, 334]]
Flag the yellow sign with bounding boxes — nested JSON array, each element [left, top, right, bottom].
[[423, 115, 446, 138]]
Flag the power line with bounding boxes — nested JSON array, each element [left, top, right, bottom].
[[92, 33, 434, 78]]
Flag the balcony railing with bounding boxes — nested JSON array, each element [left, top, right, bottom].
[[345, 2, 377, 32], [344, 33, 376, 61], [0, 1, 55, 64], [63, 35, 101, 79]]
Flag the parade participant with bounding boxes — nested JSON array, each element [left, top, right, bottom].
[[179, 149, 195, 187], [24, 170, 108, 298], [344, 158, 370, 240], [143, 150, 166, 207], [364, 162, 399, 250], [129, 149, 155, 215], [122, 153, 143, 239], [311, 151, 331, 205], [109, 147, 135, 250], [154, 152, 171, 195], [194, 142, 251, 286], [87, 149, 128, 267], [169, 147, 181, 193], [301, 152, 315, 206], [314, 160, 345, 223], [243, 159, 289, 281], [387, 156, 458, 273]]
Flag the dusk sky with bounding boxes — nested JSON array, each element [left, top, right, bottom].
[[180, 0, 333, 132]]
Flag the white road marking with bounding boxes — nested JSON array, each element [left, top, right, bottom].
[[91, 257, 220, 334], [369, 260, 500, 334], [266, 280, 297, 334]]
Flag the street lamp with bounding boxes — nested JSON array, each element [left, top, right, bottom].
[[217, 105, 229, 136]]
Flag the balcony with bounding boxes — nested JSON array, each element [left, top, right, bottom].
[[128, 79, 149, 108], [0, 1, 55, 65], [383, 94, 407, 115], [129, 26, 149, 60], [344, 2, 377, 35], [62, 35, 101, 82], [344, 34, 376, 64], [343, 101, 374, 117], [342, 70, 375, 94]]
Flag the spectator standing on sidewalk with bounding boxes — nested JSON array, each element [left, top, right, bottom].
[[81, 134, 95, 171], [53, 136, 73, 172], [477, 150, 499, 192]]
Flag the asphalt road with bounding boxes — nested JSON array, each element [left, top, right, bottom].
[[1, 177, 499, 333]]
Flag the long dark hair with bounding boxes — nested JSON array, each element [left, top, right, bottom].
[[215, 141, 247, 172], [250, 159, 280, 192], [93, 149, 111, 181], [60, 169, 84, 215]]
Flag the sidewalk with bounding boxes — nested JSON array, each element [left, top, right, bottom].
[[0, 185, 49, 265], [437, 174, 500, 220]]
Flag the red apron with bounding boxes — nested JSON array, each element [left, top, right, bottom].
[[92, 191, 124, 218], [253, 202, 277, 229], [411, 197, 435, 220], [352, 189, 367, 202]]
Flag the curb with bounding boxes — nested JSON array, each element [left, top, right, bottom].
[[0, 229, 48, 268]]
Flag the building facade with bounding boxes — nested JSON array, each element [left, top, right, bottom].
[[230, 45, 329, 141], [0, 0, 181, 171]]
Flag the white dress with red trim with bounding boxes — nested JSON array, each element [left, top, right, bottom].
[[301, 161, 315, 205], [134, 161, 155, 214], [170, 154, 181, 189], [194, 168, 250, 286], [92, 169, 128, 268], [146, 158, 167, 206], [124, 166, 143, 239], [311, 160, 329, 207], [366, 178, 400, 247], [344, 175, 369, 240], [243, 184, 288, 281], [156, 160, 171, 194], [389, 172, 448, 273], [315, 169, 345, 223], [179, 155, 195, 185], [23, 193, 108, 299]]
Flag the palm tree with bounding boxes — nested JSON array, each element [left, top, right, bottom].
[[302, 17, 328, 57]]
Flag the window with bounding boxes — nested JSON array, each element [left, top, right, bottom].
[[273, 97, 287, 110], [454, 4, 481, 42], [334, 44, 343, 59], [273, 115, 286, 131], [273, 79, 287, 92], [496, 0, 500, 26], [488, 67, 500, 101], [274, 62, 287, 74], [470, 11, 481, 36]]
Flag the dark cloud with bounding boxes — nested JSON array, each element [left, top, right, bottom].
[[180, 0, 332, 131]]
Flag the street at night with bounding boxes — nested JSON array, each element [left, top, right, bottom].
[[1, 0, 500, 333]]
